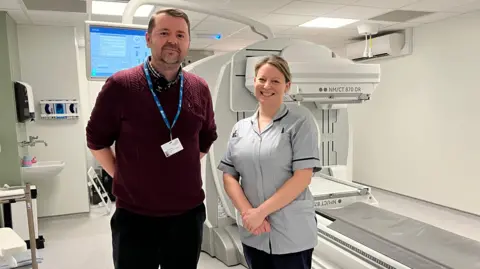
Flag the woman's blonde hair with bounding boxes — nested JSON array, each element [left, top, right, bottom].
[[254, 55, 292, 83]]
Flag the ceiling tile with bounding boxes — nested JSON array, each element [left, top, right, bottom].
[[305, 0, 360, 4], [304, 35, 349, 45], [401, 0, 477, 12], [152, 6, 208, 21], [202, 15, 241, 24], [408, 12, 460, 23], [225, 10, 270, 21], [28, 10, 87, 26], [314, 27, 361, 38], [276, 27, 359, 40], [192, 20, 245, 36], [220, 0, 294, 13], [271, 34, 346, 49], [89, 14, 152, 25], [258, 14, 318, 26], [448, 0, 480, 12], [457, 9, 480, 17], [188, 20, 203, 29], [23, 0, 86, 13], [273, 1, 343, 16], [342, 19, 397, 29], [354, 0, 421, 9], [0, 0, 20, 10], [14, 0, 470, 52], [273, 33, 315, 42], [324, 5, 392, 20], [278, 32, 348, 47], [314, 34, 351, 42], [369, 10, 433, 22], [199, 15, 246, 29], [381, 22, 421, 31]]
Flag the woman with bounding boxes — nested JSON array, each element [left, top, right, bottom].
[[217, 55, 321, 269]]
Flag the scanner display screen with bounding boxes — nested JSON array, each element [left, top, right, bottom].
[[89, 25, 150, 78]]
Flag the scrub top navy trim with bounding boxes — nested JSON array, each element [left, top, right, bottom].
[[217, 103, 322, 255], [272, 110, 289, 122], [293, 157, 320, 162]]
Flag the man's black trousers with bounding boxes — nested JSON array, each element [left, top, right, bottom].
[[111, 204, 206, 269]]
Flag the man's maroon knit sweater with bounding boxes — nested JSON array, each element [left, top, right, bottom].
[[86, 64, 218, 216]]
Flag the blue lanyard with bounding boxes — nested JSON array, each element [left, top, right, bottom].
[[143, 59, 183, 140]]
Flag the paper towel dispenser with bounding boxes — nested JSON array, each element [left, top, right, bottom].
[[14, 81, 35, 122]]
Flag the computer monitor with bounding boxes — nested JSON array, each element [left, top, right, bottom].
[[85, 21, 150, 81]]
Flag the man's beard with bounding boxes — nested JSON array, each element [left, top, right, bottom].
[[159, 45, 182, 65]]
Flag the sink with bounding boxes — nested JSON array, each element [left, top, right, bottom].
[[21, 161, 65, 181]]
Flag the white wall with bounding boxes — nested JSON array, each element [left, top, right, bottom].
[[75, 40, 102, 170], [5, 12, 29, 160], [75, 30, 104, 128], [17, 25, 90, 217], [348, 12, 480, 216]]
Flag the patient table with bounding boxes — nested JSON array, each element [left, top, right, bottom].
[[316, 201, 480, 269]]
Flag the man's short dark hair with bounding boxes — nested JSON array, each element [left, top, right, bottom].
[[147, 8, 191, 37]]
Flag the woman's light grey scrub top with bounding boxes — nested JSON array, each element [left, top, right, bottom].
[[217, 103, 322, 255]]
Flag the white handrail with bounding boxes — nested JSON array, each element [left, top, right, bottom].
[[122, 0, 274, 39]]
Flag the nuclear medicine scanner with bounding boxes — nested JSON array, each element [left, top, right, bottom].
[[82, 0, 480, 268]]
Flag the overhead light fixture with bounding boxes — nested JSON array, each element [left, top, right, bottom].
[[300, 17, 358, 28], [92, 1, 154, 17]]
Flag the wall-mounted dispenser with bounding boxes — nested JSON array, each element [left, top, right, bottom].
[[40, 99, 79, 120], [13, 81, 35, 122]]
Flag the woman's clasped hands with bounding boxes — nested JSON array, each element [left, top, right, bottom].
[[242, 208, 271, 236]]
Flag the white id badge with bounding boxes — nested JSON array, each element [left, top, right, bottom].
[[161, 138, 183, 157]]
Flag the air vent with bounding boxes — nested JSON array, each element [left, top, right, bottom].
[[370, 10, 433, 22]]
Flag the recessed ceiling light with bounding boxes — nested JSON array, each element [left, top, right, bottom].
[[92, 1, 154, 17], [300, 17, 358, 28]]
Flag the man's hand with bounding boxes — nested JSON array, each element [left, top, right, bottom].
[[90, 148, 116, 177], [252, 220, 271, 235], [242, 208, 267, 232]]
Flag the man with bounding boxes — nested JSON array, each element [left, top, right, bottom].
[[86, 8, 218, 269]]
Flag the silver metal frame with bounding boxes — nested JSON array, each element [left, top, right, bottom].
[[0, 184, 39, 269]]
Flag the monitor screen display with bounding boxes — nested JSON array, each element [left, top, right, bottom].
[[88, 23, 150, 79]]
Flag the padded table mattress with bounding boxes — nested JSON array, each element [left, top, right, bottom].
[[317, 202, 480, 269]]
